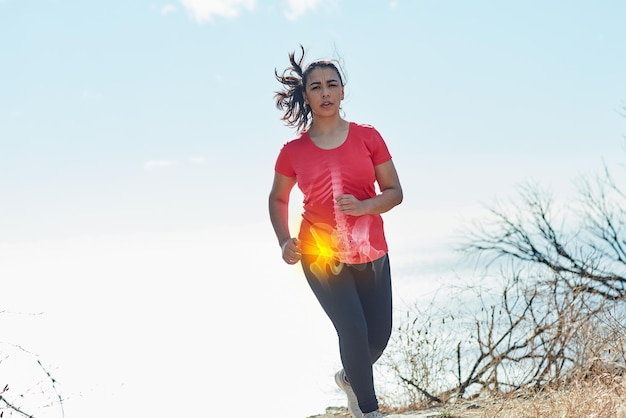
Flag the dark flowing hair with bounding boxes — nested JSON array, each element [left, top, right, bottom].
[[274, 45, 345, 133]]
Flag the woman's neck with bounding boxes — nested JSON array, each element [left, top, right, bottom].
[[308, 117, 348, 137], [307, 118, 350, 149]]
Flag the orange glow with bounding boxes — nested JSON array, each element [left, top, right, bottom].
[[307, 223, 345, 280]]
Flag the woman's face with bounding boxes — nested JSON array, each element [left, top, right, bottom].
[[303, 67, 344, 117]]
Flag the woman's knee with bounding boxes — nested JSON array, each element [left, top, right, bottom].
[[369, 325, 392, 359], [337, 320, 369, 345]]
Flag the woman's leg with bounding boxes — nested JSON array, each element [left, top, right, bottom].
[[301, 254, 392, 414], [352, 254, 393, 365]]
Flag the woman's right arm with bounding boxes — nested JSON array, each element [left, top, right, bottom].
[[269, 172, 301, 264]]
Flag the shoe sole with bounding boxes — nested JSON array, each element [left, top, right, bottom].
[[334, 371, 362, 418]]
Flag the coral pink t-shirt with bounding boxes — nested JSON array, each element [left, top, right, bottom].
[[274, 122, 392, 264]]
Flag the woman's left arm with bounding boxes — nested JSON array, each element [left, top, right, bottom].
[[335, 159, 403, 216]]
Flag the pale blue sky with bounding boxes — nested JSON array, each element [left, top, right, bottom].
[[1, 1, 625, 417]]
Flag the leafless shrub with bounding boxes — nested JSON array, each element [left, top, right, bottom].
[[0, 314, 64, 418], [383, 154, 626, 409], [380, 301, 459, 408]]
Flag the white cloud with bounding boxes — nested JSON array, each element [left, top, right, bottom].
[[180, 0, 255, 22], [284, 0, 327, 21], [161, 4, 177, 15], [389, 1, 398, 10], [188, 156, 208, 164], [144, 160, 178, 170]]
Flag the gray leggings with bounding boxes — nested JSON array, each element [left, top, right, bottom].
[[301, 254, 392, 413]]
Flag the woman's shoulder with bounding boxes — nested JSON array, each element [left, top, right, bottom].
[[280, 131, 309, 150], [349, 122, 383, 139], [350, 121, 378, 132], [349, 122, 384, 142], [281, 132, 306, 153]]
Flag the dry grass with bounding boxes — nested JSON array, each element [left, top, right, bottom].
[[379, 372, 626, 418], [459, 374, 626, 418]]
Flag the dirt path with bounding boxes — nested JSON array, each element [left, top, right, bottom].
[[308, 404, 484, 418]]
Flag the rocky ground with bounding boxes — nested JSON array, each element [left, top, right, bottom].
[[308, 403, 485, 418]]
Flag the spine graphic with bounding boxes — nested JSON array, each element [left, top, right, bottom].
[[330, 166, 351, 257]]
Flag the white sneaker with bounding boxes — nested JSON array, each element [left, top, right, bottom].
[[334, 370, 362, 418], [362, 411, 383, 418]]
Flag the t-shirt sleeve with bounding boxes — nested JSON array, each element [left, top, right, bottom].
[[274, 143, 296, 177], [368, 127, 392, 166]]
